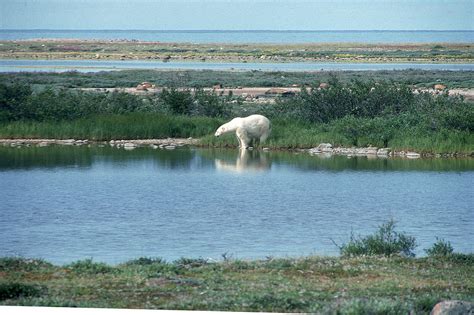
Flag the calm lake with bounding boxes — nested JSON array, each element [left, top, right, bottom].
[[2, 59, 474, 73], [1, 145, 473, 265]]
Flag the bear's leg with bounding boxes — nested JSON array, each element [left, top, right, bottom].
[[259, 127, 269, 143], [236, 128, 250, 149], [235, 133, 243, 148]]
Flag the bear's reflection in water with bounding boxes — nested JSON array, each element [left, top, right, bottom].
[[215, 149, 271, 173]]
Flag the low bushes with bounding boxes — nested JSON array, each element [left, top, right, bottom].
[[0, 84, 229, 123], [339, 220, 417, 257], [425, 238, 454, 257], [0, 283, 43, 301]]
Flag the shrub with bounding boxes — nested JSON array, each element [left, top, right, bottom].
[[104, 91, 147, 114], [159, 88, 194, 115], [0, 83, 32, 121], [0, 282, 42, 301], [65, 259, 114, 275], [124, 257, 165, 266], [0, 257, 52, 272], [279, 79, 416, 124], [425, 238, 454, 257], [193, 89, 230, 117], [340, 220, 417, 257], [174, 257, 209, 268]]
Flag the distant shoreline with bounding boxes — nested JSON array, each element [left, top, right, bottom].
[[1, 39, 472, 64], [1, 28, 473, 43]]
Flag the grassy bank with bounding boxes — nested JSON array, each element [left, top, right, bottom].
[[1, 114, 472, 154], [1, 255, 472, 313], [0, 114, 222, 141], [1, 79, 472, 154], [202, 118, 474, 154]]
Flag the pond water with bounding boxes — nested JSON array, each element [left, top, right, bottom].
[[1, 59, 474, 73], [1, 145, 473, 265]]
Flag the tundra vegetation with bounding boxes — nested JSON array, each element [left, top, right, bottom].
[[0, 77, 472, 154], [0, 221, 472, 313], [1, 40, 472, 63], [1, 69, 473, 89]]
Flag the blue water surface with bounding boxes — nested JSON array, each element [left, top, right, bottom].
[[1, 146, 472, 265]]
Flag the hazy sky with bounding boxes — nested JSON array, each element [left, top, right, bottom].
[[1, 0, 473, 30]]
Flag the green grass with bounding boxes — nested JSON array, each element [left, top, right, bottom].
[[0, 113, 223, 140], [201, 118, 474, 154], [0, 255, 472, 313], [1, 114, 473, 154]]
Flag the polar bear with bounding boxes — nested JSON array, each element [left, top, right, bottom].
[[214, 114, 271, 149]]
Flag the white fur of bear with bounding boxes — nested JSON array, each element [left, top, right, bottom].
[[214, 114, 271, 149]]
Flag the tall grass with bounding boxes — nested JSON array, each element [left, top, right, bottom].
[[200, 117, 474, 153], [2, 114, 472, 153], [0, 113, 223, 140]]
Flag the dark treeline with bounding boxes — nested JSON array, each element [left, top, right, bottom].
[[0, 84, 230, 122]]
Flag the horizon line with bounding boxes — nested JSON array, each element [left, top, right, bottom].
[[1, 29, 473, 32]]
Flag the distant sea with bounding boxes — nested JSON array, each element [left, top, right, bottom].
[[1, 30, 473, 43]]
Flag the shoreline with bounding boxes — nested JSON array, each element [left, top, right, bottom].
[[1, 138, 472, 158]]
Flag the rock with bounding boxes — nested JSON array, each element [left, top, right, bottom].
[[431, 300, 473, 315], [62, 139, 75, 145], [319, 82, 330, 89], [317, 143, 333, 153], [136, 84, 147, 91], [406, 152, 421, 159], [150, 144, 158, 149], [165, 145, 176, 150], [366, 146, 378, 155], [38, 142, 49, 147], [377, 148, 391, 156], [123, 142, 137, 150], [434, 84, 447, 91], [140, 82, 153, 89]]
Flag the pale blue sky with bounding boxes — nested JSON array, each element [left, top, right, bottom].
[[1, 0, 473, 30]]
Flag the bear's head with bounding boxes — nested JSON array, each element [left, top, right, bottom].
[[215, 126, 225, 137]]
